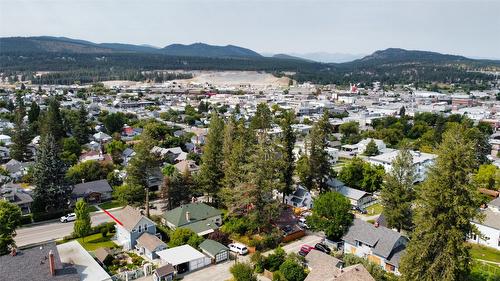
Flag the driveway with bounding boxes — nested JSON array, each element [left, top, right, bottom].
[[57, 240, 111, 281], [182, 233, 324, 281], [16, 208, 124, 247]]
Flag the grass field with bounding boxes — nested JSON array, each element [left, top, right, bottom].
[[77, 233, 118, 251], [98, 200, 124, 210], [87, 205, 99, 212], [470, 243, 500, 263], [366, 203, 384, 215]]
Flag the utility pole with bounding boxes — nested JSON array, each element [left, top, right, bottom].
[[145, 186, 150, 218]]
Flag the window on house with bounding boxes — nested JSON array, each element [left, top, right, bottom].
[[138, 225, 142, 233]]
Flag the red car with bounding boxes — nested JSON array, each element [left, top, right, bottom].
[[298, 245, 314, 257]]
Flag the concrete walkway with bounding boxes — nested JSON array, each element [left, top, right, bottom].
[[57, 241, 111, 281]]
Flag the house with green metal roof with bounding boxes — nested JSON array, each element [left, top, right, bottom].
[[162, 202, 223, 236], [199, 239, 229, 263]]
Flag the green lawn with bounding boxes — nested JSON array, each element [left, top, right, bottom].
[[77, 233, 118, 251], [98, 200, 124, 210], [470, 243, 500, 263], [87, 205, 99, 212], [366, 203, 383, 215]]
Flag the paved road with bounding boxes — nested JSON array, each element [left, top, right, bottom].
[[15, 209, 123, 247], [182, 233, 324, 281]]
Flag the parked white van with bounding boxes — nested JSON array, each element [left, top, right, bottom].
[[228, 243, 248, 255]]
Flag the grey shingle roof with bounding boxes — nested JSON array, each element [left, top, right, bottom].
[[72, 179, 112, 197], [342, 219, 406, 261], [0, 242, 79, 281], [136, 232, 166, 252]]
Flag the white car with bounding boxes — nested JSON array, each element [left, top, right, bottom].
[[228, 243, 249, 255], [60, 213, 76, 223]]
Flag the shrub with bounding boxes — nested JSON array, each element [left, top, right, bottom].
[[20, 214, 33, 225], [100, 226, 108, 237], [265, 247, 286, 272], [251, 251, 265, 273], [32, 210, 67, 222], [230, 262, 257, 281], [279, 259, 307, 281]]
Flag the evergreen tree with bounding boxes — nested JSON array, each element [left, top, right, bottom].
[[380, 148, 416, 232], [32, 134, 69, 212], [10, 96, 31, 161], [73, 104, 90, 145], [125, 140, 158, 217], [400, 125, 482, 281], [73, 199, 91, 240], [363, 139, 379, 156], [277, 110, 297, 202], [296, 154, 313, 190], [308, 111, 333, 193], [42, 98, 65, 141], [250, 103, 272, 130], [27, 101, 40, 124], [197, 112, 224, 203]]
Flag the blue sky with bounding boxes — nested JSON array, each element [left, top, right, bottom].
[[1, 0, 499, 58]]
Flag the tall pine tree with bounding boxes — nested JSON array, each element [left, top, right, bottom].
[[32, 134, 69, 213], [10, 94, 31, 161], [73, 104, 90, 145], [42, 98, 65, 142], [380, 148, 416, 232], [400, 124, 482, 281], [277, 110, 296, 202], [308, 111, 333, 193], [197, 112, 225, 203]]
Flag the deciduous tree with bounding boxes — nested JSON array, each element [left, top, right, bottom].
[[73, 199, 91, 240], [0, 200, 22, 254], [307, 191, 353, 240]]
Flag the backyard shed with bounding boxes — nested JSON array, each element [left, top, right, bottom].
[[156, 245, 211, 274]]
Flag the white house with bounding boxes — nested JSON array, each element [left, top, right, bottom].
[[112, 206, 158, 250], [284, 186, 314, 209], [367, 150, 437, 182], [0, 134, 12, 145], [342, 219, 407, 275], [357, 138, 386, 155], [326, 147, 339, 164], [469, 197, 500, 250]]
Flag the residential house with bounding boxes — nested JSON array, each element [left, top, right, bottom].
[[4, 159, 33, 181], [162, 202, 222, 236], [71, 179, 112, 203], [112, 205, 157, 250], [0, 183, 33, 214], [122, 147, 135, 166], [199, 239, 229, 264], [0, 242, 79, 281], [153, 264, 175, 281], [174, 160, 200, 174], [284, 186, 314, 209], [136, 232, 168, 260], [342, 219, 407, 275], [305, 250, 374, 281], [151, 146, 187, 163], [469, 197, 500, 250], [335, 186, 373, 208], [367, 150, 437, 182], [93, 132, 112, 143], [156, 245, 211, 274], [0, 134, 12, 145], [0, 146, 10, 162]]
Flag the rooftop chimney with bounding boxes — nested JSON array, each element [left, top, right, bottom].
[[185, 211, 191, 222], [48, 250, 56, 276]]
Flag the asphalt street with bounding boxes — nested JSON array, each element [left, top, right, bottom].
[[15, 208, 123, 247]]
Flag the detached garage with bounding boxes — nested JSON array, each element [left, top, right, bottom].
[[156, 245, 211, 274], [199, 239, 229, 264]]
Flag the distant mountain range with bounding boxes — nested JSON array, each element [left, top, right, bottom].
[[0, 36, 262, 58], [1, 36, 499, 86]]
